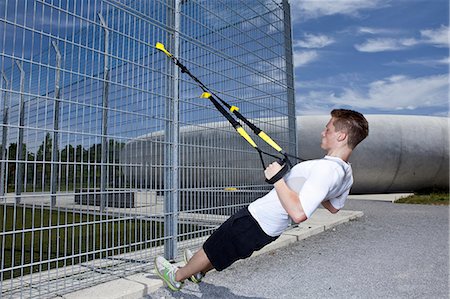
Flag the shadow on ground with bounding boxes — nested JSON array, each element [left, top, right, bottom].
[[145, 273, 265, 299]]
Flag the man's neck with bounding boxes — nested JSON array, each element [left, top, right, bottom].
[[326, 148, 352, 162]]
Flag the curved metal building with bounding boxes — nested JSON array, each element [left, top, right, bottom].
[[298, 115, 449, 193], [122, 115, 449, 193]]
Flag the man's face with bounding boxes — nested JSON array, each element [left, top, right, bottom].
[[321, 118, 340, 150]]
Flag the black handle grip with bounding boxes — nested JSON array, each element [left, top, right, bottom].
[[265, 160, 290, 184]]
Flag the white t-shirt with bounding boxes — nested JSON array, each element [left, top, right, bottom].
[[248, 156, 353, 237]]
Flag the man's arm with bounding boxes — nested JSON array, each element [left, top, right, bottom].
[[322, 200, 339, 214], [265, 162, 307, 223]]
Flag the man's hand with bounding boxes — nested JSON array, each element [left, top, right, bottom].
[[322, 200, 339, 214], [264, 162, 283, 181]]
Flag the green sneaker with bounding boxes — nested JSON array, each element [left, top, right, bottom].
[[183, 248, 204, 283], [154, 256, 184, 291]]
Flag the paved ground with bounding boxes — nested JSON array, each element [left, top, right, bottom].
[[145, 200, 449, 299]]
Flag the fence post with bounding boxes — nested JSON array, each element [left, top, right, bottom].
[[14, 61, 25, 204], [282, 0, 298, 157], [0, 72, 9, 199], [98, 13, 110, 212], [51, 41, 62, 207], [164, 0, 181, 261]]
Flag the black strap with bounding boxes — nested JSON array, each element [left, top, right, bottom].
[[158, 45, 309, 182], [265, 161, 290, 184]]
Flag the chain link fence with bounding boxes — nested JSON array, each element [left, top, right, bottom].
[[0, 0, 296, 297]]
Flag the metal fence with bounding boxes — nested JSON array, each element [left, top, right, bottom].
[[0, 0, 296, 297]]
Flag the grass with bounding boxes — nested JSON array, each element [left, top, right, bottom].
[[0, 205, 199, 280], [395, 189, 449, 205]]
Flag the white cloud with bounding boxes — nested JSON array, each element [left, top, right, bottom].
[[296, 73, 365, 90], [290, 0, 390, 22], [360, 75, 449, 110], [297, 74, 449, 113], [292, 33, 334, 69], [437, 57, 450, 65], [421, 25, 449, 47], [295, 90, 340, 115], [389, 57, 450, 67], [293, 50, 319, 67], [357, 27, 398, 35], [354, 38, 419, 52], [294, 33, 335, 49], [355, 25, 449, 52]]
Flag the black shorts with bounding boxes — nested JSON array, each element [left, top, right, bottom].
[[203, 207, 279, 271]]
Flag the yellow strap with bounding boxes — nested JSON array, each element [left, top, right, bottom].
[[236, 127, 258, 148], [201, 92, 211, 98], [155, 42, 173, 58], [258, 131, 282, 152], [230, 105, 239, 112]]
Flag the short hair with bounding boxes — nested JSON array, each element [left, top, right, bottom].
[[331, 109, 369, 149]]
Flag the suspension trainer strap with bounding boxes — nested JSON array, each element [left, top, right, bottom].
[[201, 92, 258, 148], [155, 42, 296, 182], [215, 99, 284, 154], [156, 43, 288, 157]]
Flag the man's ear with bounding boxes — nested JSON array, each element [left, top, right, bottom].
[[337, 132, 347, 142]]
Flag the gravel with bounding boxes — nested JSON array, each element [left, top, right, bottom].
[[146, 200, 449, 299]]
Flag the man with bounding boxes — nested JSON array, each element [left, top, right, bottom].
[[155, 109, 369, 291]]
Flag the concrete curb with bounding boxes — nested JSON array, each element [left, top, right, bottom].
[[59, 209, 363, 299], [348, 193, 413, 202]]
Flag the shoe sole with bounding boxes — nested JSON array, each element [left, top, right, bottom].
[[154, 257, 181, 291]]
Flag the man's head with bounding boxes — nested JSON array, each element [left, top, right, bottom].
[[329, 109, 369, 150]]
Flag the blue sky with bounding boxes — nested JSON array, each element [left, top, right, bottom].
[[289, 0, 449, 116]]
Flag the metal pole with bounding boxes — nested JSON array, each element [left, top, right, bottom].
[[98, 13, 110, 211], [282, 0, 298, 157], [50, 41, 61, 207], [15, 61, 25, 204], [0, 72, 9, 199], [164, 0, 181, 261]]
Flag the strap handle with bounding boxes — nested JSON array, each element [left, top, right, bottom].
[[265, 157, 291, 184]]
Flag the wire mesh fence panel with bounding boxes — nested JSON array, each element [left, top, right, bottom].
[[175, 0, 296, 251], [0, 0, 295, 297]]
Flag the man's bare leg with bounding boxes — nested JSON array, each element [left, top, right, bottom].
[[175, 248, 214, 282]]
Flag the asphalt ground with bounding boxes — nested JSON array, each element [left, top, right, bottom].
[[145, 199, 449, 299]]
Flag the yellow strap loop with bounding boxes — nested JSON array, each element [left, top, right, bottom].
[[236, 127, 258, 148], [155, 42, 173, 58], [258, 131, 282, 152], [201, 92, 211, 98], [230, 105, 239, 112]]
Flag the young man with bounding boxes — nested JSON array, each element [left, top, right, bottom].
[[155, 109, 369, 291]]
